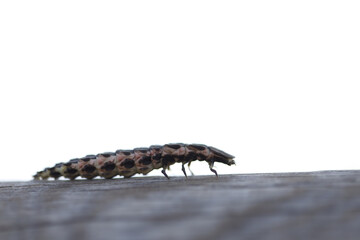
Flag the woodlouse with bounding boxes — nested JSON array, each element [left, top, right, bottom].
[[33, 143, 235, 180]]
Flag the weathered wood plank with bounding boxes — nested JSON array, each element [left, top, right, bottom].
[[1, 171, 360, 240]]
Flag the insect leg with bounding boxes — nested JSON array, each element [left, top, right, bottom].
[[187, 162, 194, 176], [161, 168, 170, 179], [181, 163, 188, 178], [208, 162, 218, 178]]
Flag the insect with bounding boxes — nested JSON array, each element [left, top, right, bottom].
[[33, 143, 235, 180]]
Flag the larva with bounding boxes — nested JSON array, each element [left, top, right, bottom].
[[33, 143, 235, 180]]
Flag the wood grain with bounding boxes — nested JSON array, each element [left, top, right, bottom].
[[1, 170, 360, 240]]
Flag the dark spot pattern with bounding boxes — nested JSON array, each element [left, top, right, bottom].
[[152, 153, 162, 161], [165, 144, 182, 150], [116, 150, 132, 155], [83, 164, 96, 173], [81, 155, 96, 162], [101, 162, 116, 171], [139, 156, 152, 165], [162, 155, 175, 167], [149, 145, 162, 151], [188, 144, 206, 151], [184, 152, 197, 162], [121, 159, 135, 169], [65, 168, 78, 174], [54, 163, 63, 168], [49, 171, 61, 179], [134, 148, 148, 153], [70, 158, 80, 162], [98, 152, 115, 158]]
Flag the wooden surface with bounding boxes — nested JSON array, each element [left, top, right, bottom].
[[1, 170, 360, 240]]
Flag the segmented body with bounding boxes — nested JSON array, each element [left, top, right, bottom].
[[33, 143, 235, 180]]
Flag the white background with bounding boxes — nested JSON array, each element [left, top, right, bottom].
[[0, 1, 359, 181]]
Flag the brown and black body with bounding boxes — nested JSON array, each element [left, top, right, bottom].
[[77, 155, 98, 179], [115, 149, 137, 178], [95, 152, 117, 179], [62, 158, 80, 180], [33, 143, 235, 180]]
